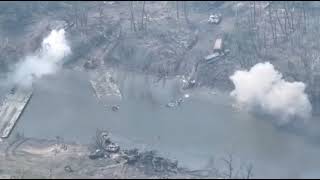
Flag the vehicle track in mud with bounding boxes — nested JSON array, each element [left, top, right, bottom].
[[5, 137, 30, 161]]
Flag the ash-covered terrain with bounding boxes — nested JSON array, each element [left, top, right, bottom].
[[1, 1, 320, 179]]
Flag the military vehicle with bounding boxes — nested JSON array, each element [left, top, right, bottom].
[[208, 13, 222, 24]]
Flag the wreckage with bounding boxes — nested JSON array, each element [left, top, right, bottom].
[[208, 13, 222, 24], [204, 38, 230, 64], [165, 76, 194, 108], [0, 86, 33, 138], [166, 98, 184, 108], [89, 130, 179, 176]]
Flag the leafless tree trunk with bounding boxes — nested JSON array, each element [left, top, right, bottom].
[[130, 1, 136, 32], [176, 1, 180, 20], [219, 152, 254, 179], [253, 1, 256, 26], [302, 2, 307, 33], [263, 19, 267, 48], [268, 7, 276, 45], [244, 163, 253, 179], [283, 1, 288, 36], [275, 9, 286, 39], [183, 1, 190, 24], [98, 3, 104, 25], [222, 153, 234, 178], [248, 2, 253, 28], [140, 1, 146, 31], [289, 1, 295, 32]]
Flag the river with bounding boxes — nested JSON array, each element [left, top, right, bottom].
[[1, 68, 320, 178]]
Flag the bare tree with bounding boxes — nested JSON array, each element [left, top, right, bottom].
[[140, 1, 146, 31], [182, 1, 190, 24], [253, 1, 256, 26], [130, 1, 137, 32], [221, 152, 234, 178], [244, 163, 253, 179], [98, 2, 104, 25], [275, 8, 286, 39], [176, 1, 180, 20], [217, 152, 254, 179], [302, 1, 307, 33]]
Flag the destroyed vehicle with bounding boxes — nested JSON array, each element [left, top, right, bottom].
[[208, 13, 222, 24], [152, 157, 167, 172], [89, 131, 180, 175], [137, 150, 179, 174], [84, 59, 98, 70], [101, 131, 109, 140], [10, 87, 16, 95], [89, 149, 105, 160], [155, 158, 178, 173], [166, 97, 185, 108], [204, 38, 225, 63], [182, 79, 196, 90], [166, 101, 179, 108], [122, 148, 140, 164], [110, 153, 123, 163], [105, 143, 120, 153], [64, 165, 74, 173], [166, 102, 176, 108], [112, 105, 120, 112], [100, 132, 112, 146], [204, 52, 220, 61]]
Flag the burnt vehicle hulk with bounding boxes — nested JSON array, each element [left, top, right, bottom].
[[89, 130, 179, 176]]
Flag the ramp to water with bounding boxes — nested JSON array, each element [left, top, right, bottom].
[[0, 86, 32, 138]]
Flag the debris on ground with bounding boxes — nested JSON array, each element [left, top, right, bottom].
[[204, 52, 220, 61], [208, 13, 222, 24], [84, 59, 99, 70], [89, 149, 105, 160], [182, 79, 197, 90], [166, 98, 183, 108], [204, 38, 228, 64], [89, 130, 179, 176]]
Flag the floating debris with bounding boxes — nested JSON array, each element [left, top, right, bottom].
[[111, 105, 120, 112], [166, 98, 183, 108], [64, 165, 74, 173], [89, 130, 179, 176]]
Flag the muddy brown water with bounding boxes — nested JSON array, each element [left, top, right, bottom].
[[1, 69, 320, 178]]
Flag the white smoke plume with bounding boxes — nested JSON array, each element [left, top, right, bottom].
[[230, 62, 312, 126], [10, 29, 71, 87]]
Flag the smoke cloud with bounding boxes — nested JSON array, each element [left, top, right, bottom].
[[10, 29, 71, 87], [230, 62, 312, 126]]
